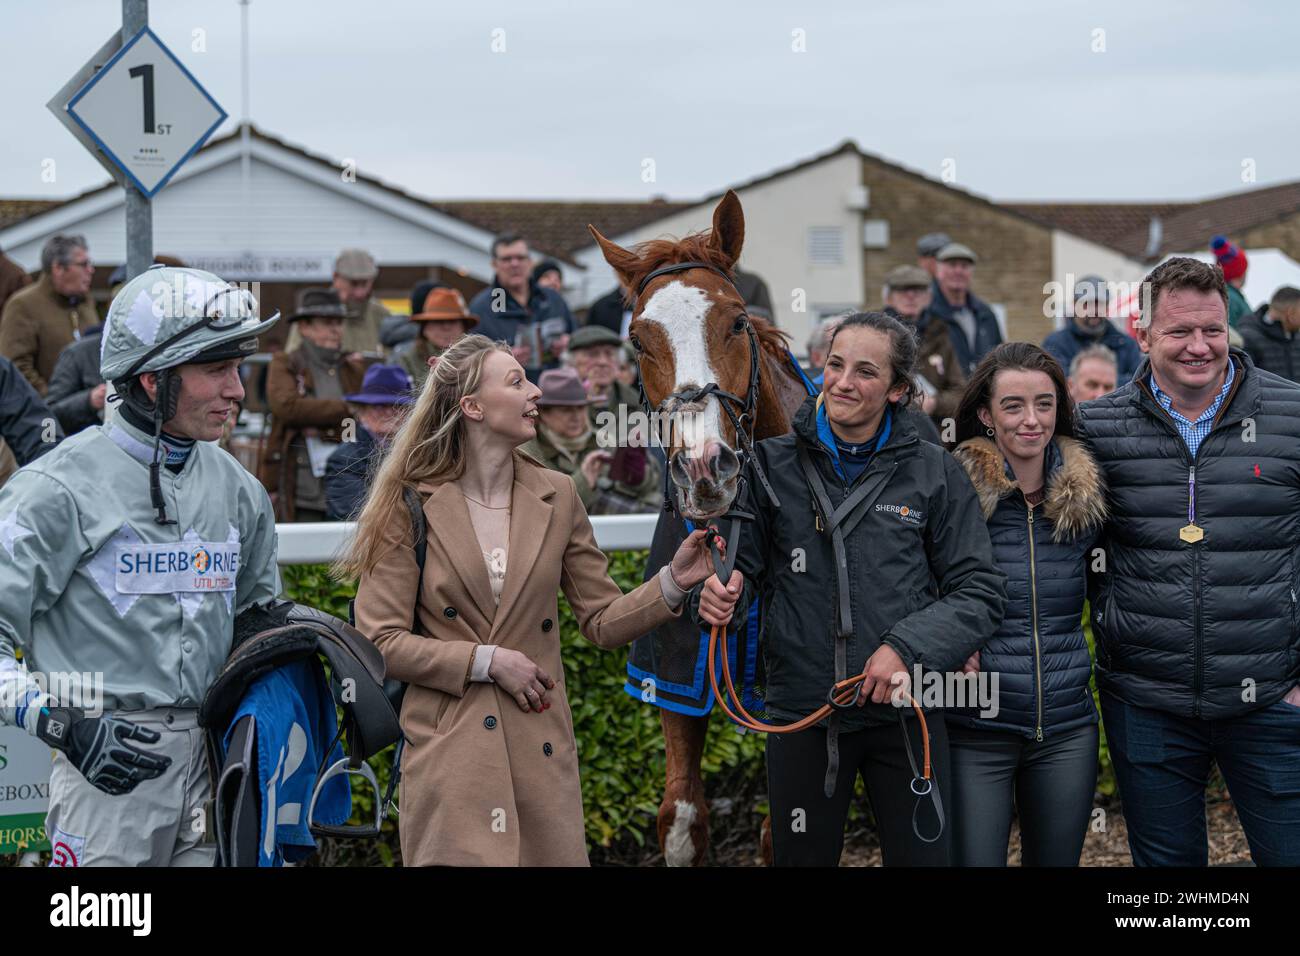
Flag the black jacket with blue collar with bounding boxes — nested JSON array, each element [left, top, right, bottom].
[[692, 394, 1006, 730]]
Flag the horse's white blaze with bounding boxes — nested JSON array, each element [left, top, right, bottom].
[[664, 799, 699, 867], [640, 280, 725, 458]]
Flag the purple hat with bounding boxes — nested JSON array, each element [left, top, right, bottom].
[[345, 364, 414, 405]]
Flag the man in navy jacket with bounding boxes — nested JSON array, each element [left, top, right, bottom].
[[469, 234, 574, 382], [1043, 275, 1142, 385], [0, 353, 61, 486], [927, 243, 1002, 375]]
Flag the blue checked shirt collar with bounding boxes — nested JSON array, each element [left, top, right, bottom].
[[1149, 357, 1236, 457]]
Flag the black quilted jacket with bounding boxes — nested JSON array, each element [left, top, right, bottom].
[[949, 436, 1105, 739], [1075, 349, 1300, 718]]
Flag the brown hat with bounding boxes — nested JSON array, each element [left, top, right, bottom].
[[334, 248, 378, 280], [412, 287, 477, 327], [289, 287, 347, 323], [537, 367, 593, 407], [884, 265, 932, 291]]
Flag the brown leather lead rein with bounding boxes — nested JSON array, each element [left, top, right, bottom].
[[699, 525, 945, 843]]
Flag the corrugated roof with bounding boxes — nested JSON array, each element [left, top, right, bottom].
[[1112, 180, 1300, 257], [1007, 181, 1300, 259], [1004, 202, 1190, 256]]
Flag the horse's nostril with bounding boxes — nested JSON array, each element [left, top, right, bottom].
[[710, 445, 740, 482], [668, 453, 691, 489]]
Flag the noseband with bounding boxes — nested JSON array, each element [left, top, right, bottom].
[[630, 261, 781, 516]]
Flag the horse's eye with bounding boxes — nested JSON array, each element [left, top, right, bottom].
[[629, 334, 643, 352], [732, 317, 747, 335]]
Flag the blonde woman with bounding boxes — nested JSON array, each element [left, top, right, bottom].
[[339, 334, 738, 866]]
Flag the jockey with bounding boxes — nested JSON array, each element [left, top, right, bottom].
[[0, 265, 281, 866]]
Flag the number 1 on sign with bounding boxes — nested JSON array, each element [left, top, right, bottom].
[[128, 63, 155, 133]]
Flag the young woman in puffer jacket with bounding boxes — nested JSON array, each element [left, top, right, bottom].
[[948, 342, 1107, 866]]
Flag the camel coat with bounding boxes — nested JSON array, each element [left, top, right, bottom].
[[353, 450, 681, 866]]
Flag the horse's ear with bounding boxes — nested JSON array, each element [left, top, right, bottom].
[[589, 225, 641, 290], [709, 189, 745, 268]]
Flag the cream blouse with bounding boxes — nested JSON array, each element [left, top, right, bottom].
[[456, 483, 687, 685]]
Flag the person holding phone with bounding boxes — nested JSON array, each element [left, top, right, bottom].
[[521, 367, 661, 515], [469, 234, 575, 382]]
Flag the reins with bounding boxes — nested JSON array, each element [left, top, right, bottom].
[[698, 526, 940, 841]]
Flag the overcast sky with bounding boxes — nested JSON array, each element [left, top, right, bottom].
[[3, 0, 1296, 205]]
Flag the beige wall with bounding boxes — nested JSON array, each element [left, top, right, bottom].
[[1241, 215, 1300, 265], [858, 156, 1056, 345]]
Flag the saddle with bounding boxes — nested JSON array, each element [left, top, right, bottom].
[[199, 600, 403, 866]]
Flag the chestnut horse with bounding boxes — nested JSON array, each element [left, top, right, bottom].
[[589, 190, 811, 864]]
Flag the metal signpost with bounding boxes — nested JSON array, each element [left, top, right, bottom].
[[46, 0, 227, 278]]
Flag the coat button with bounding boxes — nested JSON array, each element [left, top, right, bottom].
[[483, 715, 497, 730], [543, 742, 553, 757], [541, 618, 553, 632], [444, 606, 457, 619]]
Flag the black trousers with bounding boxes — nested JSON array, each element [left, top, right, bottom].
[[947, 721, 1099, 866], [765, 715, 951, 866]]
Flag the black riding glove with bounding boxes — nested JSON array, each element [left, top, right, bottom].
[[35, 706, 172, 796]]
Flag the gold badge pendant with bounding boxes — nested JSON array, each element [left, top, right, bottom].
[[1180, 523, 1204, 544]]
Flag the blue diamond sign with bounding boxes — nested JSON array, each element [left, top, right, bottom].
[[63, 27, 226, 198]]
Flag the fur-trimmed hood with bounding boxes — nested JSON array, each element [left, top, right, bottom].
[[953, 435, 1107, 543]]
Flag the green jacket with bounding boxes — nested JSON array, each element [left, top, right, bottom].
[[521, 425, 661, 515], [1227, 284, 1252, 331], [397, 338, 444, 390], [0, 414, 281, 733], [588, 379, 641, 432]]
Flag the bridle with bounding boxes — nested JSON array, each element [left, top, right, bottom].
[[630, 260, 942, 843], [629, 261, 781, 516]]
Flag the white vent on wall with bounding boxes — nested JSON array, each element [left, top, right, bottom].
[[807, 226, 844, 266], [845, 186, 870, 211], [863, 219, 890, 249]]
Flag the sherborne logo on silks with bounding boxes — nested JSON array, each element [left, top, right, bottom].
[[49, 885, 151, 937], [115, 541, 239, 594]]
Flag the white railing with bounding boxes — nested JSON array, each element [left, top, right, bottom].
[[275, 513, 660, 565]]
